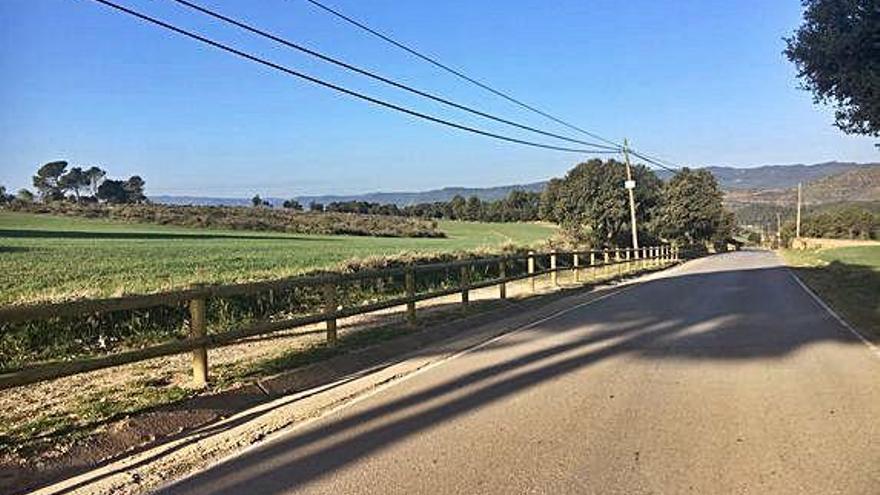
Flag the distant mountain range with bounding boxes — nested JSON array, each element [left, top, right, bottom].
[[724, 165, 880, 208], [151, 161, 879, 207], [294, 183, 547, 207], [151, 183, 546, 208]]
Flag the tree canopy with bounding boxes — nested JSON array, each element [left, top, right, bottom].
[[25, 161, 142, 204], [784, 0, 880, 138], [659, 168, 727, 244], [544, 159, 662, 247], [32, 161, 69, 201]]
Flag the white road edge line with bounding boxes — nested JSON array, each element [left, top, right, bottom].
[[787, 270, 880, 359], [160, 282, 642, 490]]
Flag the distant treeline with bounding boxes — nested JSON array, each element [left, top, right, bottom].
[[783, 204, 880, 242], [6, 158, 739, 248], [6, 202, 445, 238], [0, 161, 146, 206], [311, 189, 542, 223], [309, 160, 737, 249], [735, 201, 880, 242]]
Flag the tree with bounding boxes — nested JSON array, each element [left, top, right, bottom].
[[784, 0, 880, 138], [548, 159, 662, 247], [60, 167, 89, 201], [282, 199, 304, 210], [659, 168, 726, 244], [251, 194, 263, 207], [85, 166, 106, 197], [505, 190, 540, 222], [465, 196, 482, 221], [539, 178, 563, 223], [96, 179, 129, 204], [309, 201, 324, 212], [16, 189, 34, 203], [32, 161, 68, 201], [449, 195, 467, 220], [123, 175, 147, 203]]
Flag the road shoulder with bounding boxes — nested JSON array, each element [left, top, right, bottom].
[[29, 264, 683, 495]]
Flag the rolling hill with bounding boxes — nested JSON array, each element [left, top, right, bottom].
[[151, 162, 878, 207], [724, 166, 880, 208]]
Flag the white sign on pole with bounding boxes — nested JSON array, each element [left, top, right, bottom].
[[624, 180, 636, 190]]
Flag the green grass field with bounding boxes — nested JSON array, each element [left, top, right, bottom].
[[0, 212, 556, 305], [782, 245, 880, 338]]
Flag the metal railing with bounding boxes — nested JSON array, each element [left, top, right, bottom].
[[0, 245, 679, 390]]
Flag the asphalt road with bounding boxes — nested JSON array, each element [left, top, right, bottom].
[[159, 251, 880, 494]]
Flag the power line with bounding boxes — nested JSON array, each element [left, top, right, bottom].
[[299, 0, 684, 172], [631, 150, 680, 170], [299, 0, 623, 149], [168, 0, 619, 152], [627, 150, 679, 174], [83, 0, 620, 155]]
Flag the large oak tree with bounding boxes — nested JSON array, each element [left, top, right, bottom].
[[784, 0, 880, 138], [548, 159, 662, 248], [659, 168, 727, 244]]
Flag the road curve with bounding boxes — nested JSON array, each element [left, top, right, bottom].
[[158, 251, 880, 495]]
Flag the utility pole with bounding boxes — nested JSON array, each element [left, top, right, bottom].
[[776, 211, 782, 248], [796, 182, 802, 239], [622, 139, 639, 254]]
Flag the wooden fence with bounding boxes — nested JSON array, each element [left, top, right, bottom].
[[0, 245, 678, 390]]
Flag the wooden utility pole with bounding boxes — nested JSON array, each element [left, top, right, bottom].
[[796, 182, 802, 239], [622, 139, 640, 255]]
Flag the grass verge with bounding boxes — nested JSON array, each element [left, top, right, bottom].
[[0, 211, 555, 304], [781, 245, 880, 338]]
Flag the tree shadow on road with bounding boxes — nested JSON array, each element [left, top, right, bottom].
[[157, 260, 877, 495]]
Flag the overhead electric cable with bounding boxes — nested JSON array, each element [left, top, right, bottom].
[[637, 152, 680, 170], [299, 0, 623, 149], [168, 0, 619, 151], [84, 0, 619, 155], [627, 150, 679, 174], [299, 0, 687, 172]]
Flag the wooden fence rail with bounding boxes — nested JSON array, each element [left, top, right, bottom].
[[0, 246, 679, 390]]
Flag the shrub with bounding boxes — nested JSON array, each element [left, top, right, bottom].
[[5, 202, 445, 238]]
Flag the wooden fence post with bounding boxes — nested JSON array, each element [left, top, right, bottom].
[[405, 266, 416, 326], [499, 259, 507, 299], [614, 248, 620, 276], [323, 282, 337, 344], [528, 251, 536, 292], [590, 251, 596, 281], [573, 253, 580, 283], [550, 250, 558, 286], [189, 293, 208, 388], [460, 264, 470, 306], [603, 249, 610, 279]]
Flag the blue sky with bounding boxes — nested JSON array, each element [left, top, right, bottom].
[[1, 0, 877, 197]]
